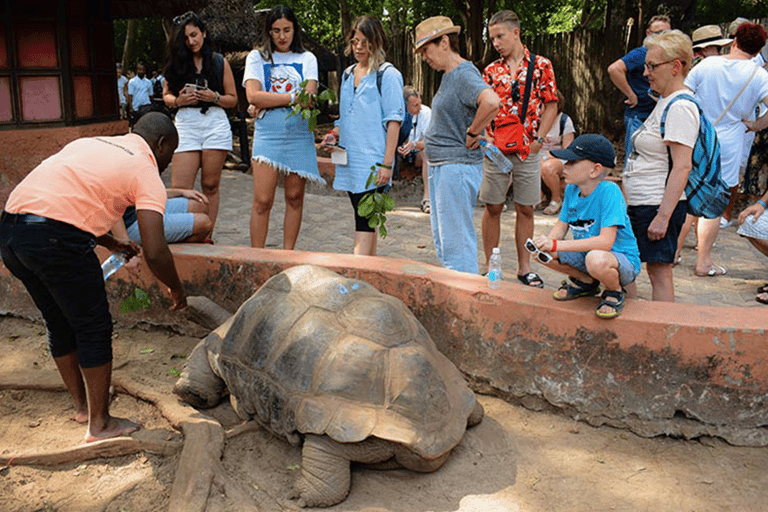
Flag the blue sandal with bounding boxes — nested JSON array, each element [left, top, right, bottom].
[[595, 289, 625, 319], [553, 277, 600, 301]]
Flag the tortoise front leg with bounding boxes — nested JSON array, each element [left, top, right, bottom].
[[294, 434, 394, 507]]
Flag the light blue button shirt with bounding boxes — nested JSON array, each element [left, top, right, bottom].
[[333, 64, 404, 194]]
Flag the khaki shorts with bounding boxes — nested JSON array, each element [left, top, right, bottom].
[[479, 151, 541, 206]]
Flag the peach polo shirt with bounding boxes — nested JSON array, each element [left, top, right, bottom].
[[4, 133, 166, 237]]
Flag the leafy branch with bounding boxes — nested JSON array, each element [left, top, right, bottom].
[[119, 288, 151, 314], [356, 166, 395, 238], [286, 79, 336, 132]]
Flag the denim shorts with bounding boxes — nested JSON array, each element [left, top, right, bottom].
[[126, 197, 194, 243], [0, 212, 112, 368], [175, 106, 233, 152], [558, 250, 640, 287], [628, 201, 687, 264]]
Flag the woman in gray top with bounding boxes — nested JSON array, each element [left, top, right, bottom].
[[415, 16, 500, 274]]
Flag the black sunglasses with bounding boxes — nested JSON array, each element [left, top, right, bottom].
[[524, 238, 553, 263]]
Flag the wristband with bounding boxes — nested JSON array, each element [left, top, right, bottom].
[[290, 92, 296, 105], [758, 200, 767, 209], [214, 91, 220, 104], [328, 130, 337, 140], [466, 129, 479, 138], [377, 163, 392, 169], [551, 239, 557, 252]]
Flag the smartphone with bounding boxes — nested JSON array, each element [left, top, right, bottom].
[[184, 83, 207, 94]]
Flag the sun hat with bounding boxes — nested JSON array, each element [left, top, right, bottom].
[[728, 17, 750, 37], [691, 25, 732, 49], [550, 134, 617, 168], [414, 16, 461, 51]]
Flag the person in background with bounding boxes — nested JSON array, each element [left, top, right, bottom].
[[126, 62, 154, 127], [480, 10, 559, 288], [0, 113, 186, 443], [398, 86, 432, 213], [540, 91, 576, 216], [623, 30, 696, 301], [608, 15, 672, 165], [163, 11, 238, 237], [684, 22, 768, 276], [414, 16, 500, 274], [737, 186, 768, 305], [117, 63, 128, 120], [322, 15, 403, 256], [243, 5, 325, 250]]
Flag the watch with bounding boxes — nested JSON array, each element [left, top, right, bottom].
[[535, 136, 545, 144]]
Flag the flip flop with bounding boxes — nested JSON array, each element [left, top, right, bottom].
[[542, 200, 561, 216], [757, 292, 768, 305], [757, 283, 768, 294], [517, 272, 544, 288], [695, 265, 727, 277], [420, 198, 431, 214]]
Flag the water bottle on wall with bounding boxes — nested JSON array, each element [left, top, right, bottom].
[[479, 140, 514, 174], [488, 247, 502, 289], [102, 252, 127, 281]]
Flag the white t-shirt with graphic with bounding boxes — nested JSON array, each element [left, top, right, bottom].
[[242, 49, 318, 94]]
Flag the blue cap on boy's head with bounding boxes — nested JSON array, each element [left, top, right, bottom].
[[550, 134, 616, 168]]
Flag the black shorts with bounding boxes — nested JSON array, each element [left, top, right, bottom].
[[347, 186, 389, 233], [628, 201, 687, 264]]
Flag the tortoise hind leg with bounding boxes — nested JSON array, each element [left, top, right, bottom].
[[467, 399, 485, 428], [294, 435, 394, 507]]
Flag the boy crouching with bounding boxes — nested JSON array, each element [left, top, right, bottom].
[[529, 134, 641, 318]]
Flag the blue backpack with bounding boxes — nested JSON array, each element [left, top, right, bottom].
[[660, 93, 729, 219]]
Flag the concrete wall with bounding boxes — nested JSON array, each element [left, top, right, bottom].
[[2, 245, 767, 446]]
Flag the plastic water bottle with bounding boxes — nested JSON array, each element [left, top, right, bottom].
[[102, 252, 127, 280], [479, 140, 514, 174], [488, 247, 502, 289]]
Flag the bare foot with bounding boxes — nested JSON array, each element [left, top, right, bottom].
[[72, 410, 88, 424], [85, 416, 140, 443]]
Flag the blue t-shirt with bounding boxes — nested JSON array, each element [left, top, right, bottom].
[[622, 47, 655, 120], [559, 180, 641, 273]]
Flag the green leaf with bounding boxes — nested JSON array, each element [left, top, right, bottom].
[[169, 368, 181, 377], [379, 223, 388, 239], [119, 287, 152, 314], [357, 195, 374, 217], [383, 195, 395, 211], [368, 215, 380, 229], [140, 348, 154, 354], [308, 115, 317, 132], [365, 170, 376, 188], [301, 109, 311, 121]]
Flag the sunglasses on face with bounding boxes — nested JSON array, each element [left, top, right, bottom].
[[524, 238, 553, 263]]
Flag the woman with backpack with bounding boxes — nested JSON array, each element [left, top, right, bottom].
[[622, 30, 697, 302], [163, 12, 237, 237], [243, 5, 325, 250], [321, 15, 403, 256]]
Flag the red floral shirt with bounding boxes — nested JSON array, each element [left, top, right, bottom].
[[483, 47, 558, 159]]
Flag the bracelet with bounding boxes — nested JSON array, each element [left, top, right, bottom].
[[377, 163, 392, 169], [214, 91, 220, 104], [551, 239, 557, 252], [328, 130, 338, 140], [466, 129, 479, 138], [758, 200, 767, 209], [290, 92, 296, 105]]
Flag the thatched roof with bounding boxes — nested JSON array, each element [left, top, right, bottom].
[[110, 0, 207, 18]]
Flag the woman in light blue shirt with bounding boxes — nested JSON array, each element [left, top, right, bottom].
[[322, 15, 404, 256]]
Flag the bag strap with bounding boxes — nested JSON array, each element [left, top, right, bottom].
[[344, 62, 391, 96], [660, 93, 698, 181], [519, 53, 536, 124], [559, 113, 568, 137], [713, 64, 759, 125]]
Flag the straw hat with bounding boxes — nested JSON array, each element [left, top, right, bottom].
[[691, 25, 732, 49], [414, 16, 461, 50], [728, 17, 750, 37]]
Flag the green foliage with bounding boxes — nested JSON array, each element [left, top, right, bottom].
[[357, 166, 396, 239], [287, 79, 337, 132], [119, 288, 152, 314], [114, 18, 168, 72]]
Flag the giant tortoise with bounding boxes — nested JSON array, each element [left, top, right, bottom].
[[174, 264, 483, 507]]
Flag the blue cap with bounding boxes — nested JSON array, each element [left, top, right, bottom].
[[550, 134, 616, 168]]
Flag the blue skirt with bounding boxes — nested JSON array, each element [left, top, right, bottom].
[[251, 107, 325, 184]]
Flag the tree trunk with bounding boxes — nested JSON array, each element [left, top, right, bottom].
[[122, 19, 137, 70]]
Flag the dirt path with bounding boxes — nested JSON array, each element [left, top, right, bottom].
[[1, 315, 766, 512]]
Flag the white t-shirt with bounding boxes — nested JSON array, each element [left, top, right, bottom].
[[408, 104, 431, 144], [685, 56, 768, 185], [542, 112, 575, 152], [623, 89, 699, 206], [242, 49, 318, 94], [117, 75, 128, 105]]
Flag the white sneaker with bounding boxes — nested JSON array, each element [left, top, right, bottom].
[[720, 218, 733, 229]]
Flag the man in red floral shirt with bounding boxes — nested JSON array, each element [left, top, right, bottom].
[[480, 10, 558, 287]]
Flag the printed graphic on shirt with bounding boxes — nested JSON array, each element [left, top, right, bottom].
[[264, 63, 303, 94]]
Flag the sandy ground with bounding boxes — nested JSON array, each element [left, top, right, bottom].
[[1, 314, 767, 512]]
